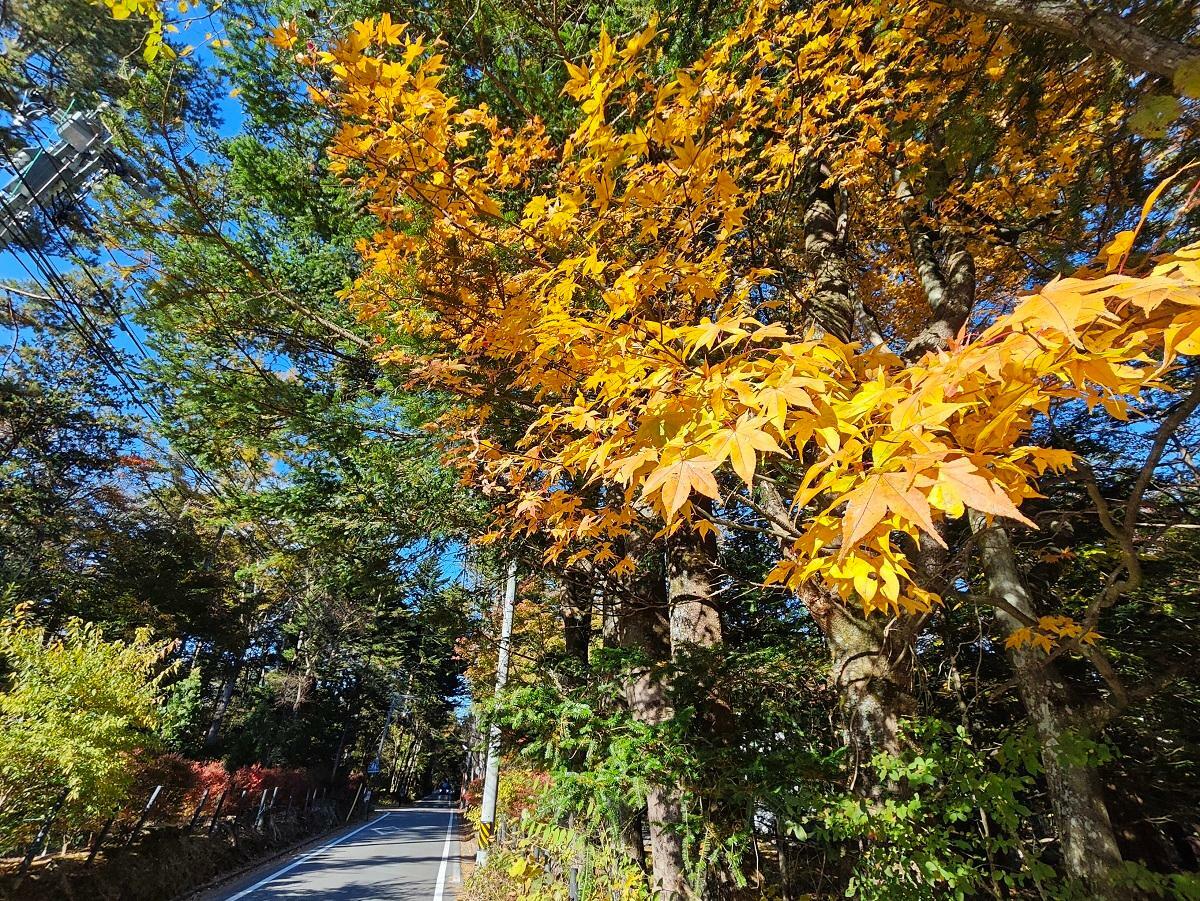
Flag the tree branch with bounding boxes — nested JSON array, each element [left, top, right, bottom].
[[940, 0, 1200, 82]]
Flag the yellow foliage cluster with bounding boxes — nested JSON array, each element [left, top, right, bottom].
[[102, 0, 168, 61], [308, 2, 1200, 627], [1005, 615, 1102, 654]]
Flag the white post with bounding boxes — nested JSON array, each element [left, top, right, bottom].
[[477, 559, 517, 865]]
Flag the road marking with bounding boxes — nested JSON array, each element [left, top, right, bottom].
[[432, 811, 456, 901], [450, 825, 462, 886], [223, 811, 392, 900]]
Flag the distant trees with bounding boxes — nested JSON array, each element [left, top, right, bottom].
[[0, 0, 477, 845]]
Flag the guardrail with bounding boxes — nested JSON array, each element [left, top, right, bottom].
[[2, 777, 367, 888]]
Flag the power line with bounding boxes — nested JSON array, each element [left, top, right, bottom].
[[0, 186, 277, 547], [0, 107, 381, 562]]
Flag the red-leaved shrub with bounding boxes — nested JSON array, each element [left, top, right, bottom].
[[122, 754, 323, 822]]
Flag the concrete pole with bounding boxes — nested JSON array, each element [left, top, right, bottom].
[[477, 559, 517, 865]]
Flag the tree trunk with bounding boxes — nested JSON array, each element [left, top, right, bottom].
[[563, 576, 593, 672], [972, 514, 1124, 895], [330, 724, 349, 783], [774, 814, 795, 901], [401, 739, 424, 798], [939, 0, 1200, 82], [204, 654, 241, 749], [792, 165, 918, 789], [619, 577, 691, 900], [802, 162, 856, 343], [645, 786, 689, 900], [619, 806, 650, 875], [593, 580, 651, 875], [761, 483, 915, 792], [666, 523, 723, 652], [292, 630, 311, 715], [898, 196, 1124, 892], [666, 520, 740, 894], [802, 582, 914, 794]]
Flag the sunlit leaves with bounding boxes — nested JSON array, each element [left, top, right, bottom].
[[641, 457, 721, 516], [102, 0, 169, 61], [268, 20, 298, 50], [0, 612, 170, 826], [315, 3, 1200, 619], [927, 457, 1032, 524], [1005, 615, 1100, 653], [709, 417, 784, 487], [841, 471, 945, 551]]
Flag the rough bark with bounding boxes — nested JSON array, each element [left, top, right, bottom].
[[645, 787, 689, 900], [666, 522, 724, 652], [802, 582, 915, 791], [563, 576, 593, 672], [619, 577, 691, 899], [664, 519, 742, 895], [972, 513, 1124, 895], [940, 0, 1200, 82], [761, 482, 915, 790], [204, 654, 241, 749], [791, 166, 921, 785], [896, 174, 976, 358], [802, 163, 855, 343]]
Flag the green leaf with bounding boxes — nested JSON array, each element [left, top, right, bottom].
[[143, 31, 162, 62], [1130, 94, 1182, 139], [1173, 58, 1200, 99]]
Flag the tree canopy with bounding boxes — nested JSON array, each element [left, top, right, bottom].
[[1, 0, 1199, 897]]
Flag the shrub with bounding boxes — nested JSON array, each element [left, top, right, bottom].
[[0, 612, 171, 850]]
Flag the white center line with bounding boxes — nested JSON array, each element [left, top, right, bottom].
[[223, 811, 392, 900], [432, 811, 456, 901]]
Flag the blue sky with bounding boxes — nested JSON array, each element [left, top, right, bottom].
[[0, 10, 480, 592], [0, 1, 245, 280]]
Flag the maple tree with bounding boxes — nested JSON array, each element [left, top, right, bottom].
[[309, 0, 1196, 614]]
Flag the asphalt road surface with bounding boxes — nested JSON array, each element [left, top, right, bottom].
[[214, 802, 460, 901]]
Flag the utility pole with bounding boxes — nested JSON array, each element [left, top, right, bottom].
[[477, 558, 517, 865], [0, 101, 123, 249]]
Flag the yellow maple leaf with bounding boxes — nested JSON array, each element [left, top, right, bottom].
[[1101, 230, 1134, 272], [708, 417, 783, 486], [928, 457, 1035, 525], [375, 12, 405, 46], [641, 457, 721, 516], [840, 470, 946, 552], [268, 20, 298, 50]]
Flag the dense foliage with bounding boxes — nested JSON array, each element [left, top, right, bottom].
[[0, 613, 167, 848], [2, 0, 1200, 897], [0, 0, 475, 863]]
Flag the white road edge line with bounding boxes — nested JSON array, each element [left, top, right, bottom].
[[223, 811, 392, 900], [432, 811, 456, 901]]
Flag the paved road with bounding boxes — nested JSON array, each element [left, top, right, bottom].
[[215, 804, 460, 901]]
